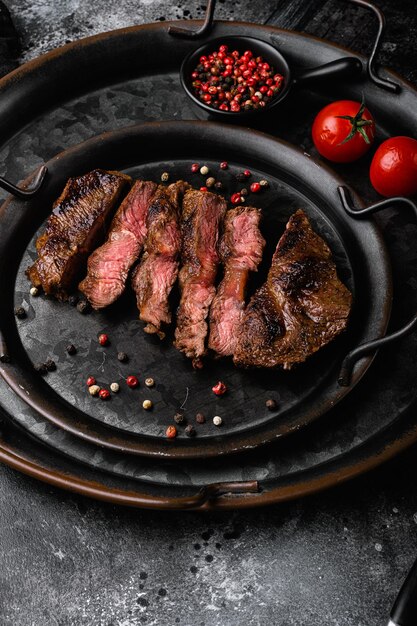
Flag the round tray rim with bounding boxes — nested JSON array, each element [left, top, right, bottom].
[[0, 119, 391, 459], [0, 19, 415, 507], [1, 402, 416, 510]]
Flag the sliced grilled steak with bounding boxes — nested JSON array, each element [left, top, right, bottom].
[[79, 180, 158, 309], [27, 169, 130, 300], [131, 181, 191, 337], [234, 210, 352, 369], [174, 189, 227, 367], [208, 206, 265, 357]]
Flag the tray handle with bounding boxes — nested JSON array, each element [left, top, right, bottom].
[[168, 0, 216, 39], [347, 0, 400, 93], [178, 480, 259, 509], [337, 185, 417, 387], [292, 0, 400, 92], [293, 0, 400, 93], [0, 164, 47, 200]]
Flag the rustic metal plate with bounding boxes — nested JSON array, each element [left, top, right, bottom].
[[0, 20, 415, 506], [0, 121, 390, 459]]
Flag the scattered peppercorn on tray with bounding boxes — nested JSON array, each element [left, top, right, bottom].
[[0, 21, 416, 509]]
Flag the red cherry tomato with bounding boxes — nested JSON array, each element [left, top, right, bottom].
[[312, 100, 375, 163], [370, 136, 417, 197]]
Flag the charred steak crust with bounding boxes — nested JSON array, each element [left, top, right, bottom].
[[174, 189, 227, 367], [27, 169, 130, 300], [131, 180, 191, 337], [233, 209, 352, 369], [79, 180, 158, 309], [208, 206, 265, 357]]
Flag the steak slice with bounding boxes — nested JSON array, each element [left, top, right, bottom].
[[27, 169, 130, 300], [174, 189, 227, 367], [233, 210, 352, 369], [131, 180, 191, 337], [79, 180, 158, 309], [208, 206, 265, 357]]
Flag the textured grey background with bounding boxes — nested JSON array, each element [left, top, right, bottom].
[[1, 1, 417, 625]]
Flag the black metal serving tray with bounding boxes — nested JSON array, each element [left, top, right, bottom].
[[0, 122, 390, 459], [0, 18, 416, 508]]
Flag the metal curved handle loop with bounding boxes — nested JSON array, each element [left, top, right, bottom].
[[347, 0, 400, 93], [168, 0, 216, 39], [0, 164, 47, 199], [174, 480, 259, 509], [337, 185, 417, 386], [338, 185, 417, 221], [0, 165, 48, 361]]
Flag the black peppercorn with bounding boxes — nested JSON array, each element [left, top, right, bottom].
[[266, 398, 277, 410], [214, 181, 223, 190], [117, 352, 128, 363], [14, 306, 26, 319], [185, 424, 196, 437], [174, 412, 185, 425], [240, 188, 248, 196], [76, 300, 90, 314], [0, 353, 10, 363], [66, 344, 76, 355], [196, 412, 206, 424], [34, 362, 48, 375], [68, 295, 79, 307], [45, 358, 56, 372], [236, 172, 246, 182]]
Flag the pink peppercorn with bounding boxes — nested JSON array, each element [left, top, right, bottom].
[[212, 381, 227, 396], [190, 44, 284, 112], [126, 375, 139, 388], [166, 425, 177, 439], [98, 333, 109, 346]]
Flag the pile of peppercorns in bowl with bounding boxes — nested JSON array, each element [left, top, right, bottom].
[[180, 36, 289, 120]]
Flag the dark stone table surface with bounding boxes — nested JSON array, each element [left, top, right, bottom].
[[1, 1, 417, 625]]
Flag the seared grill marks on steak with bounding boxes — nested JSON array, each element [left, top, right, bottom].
[[234, 210, 352, 369], [208, 206, 265, 357], [79, 180, 158, 309], [174, 189, 227, 367], [27, 169, 130, 300], [131, 181, 191, 337]]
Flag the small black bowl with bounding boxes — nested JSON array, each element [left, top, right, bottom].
[[180, 36, 291, 122]]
